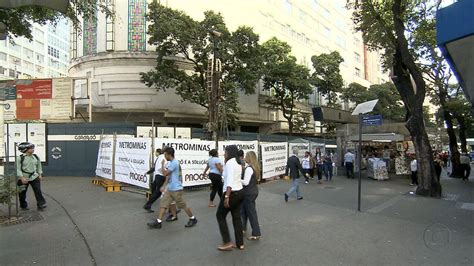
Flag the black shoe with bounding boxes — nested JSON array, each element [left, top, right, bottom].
[[147, 220, 162, 229], [143, 205, 154, 213], [297, 197, 303, 200], [21, 207, 29, 211], [166, 215, 178, 222], [38, 204, 47, 210], [284, 193, 288, 202], [185, 218, 198, 228]]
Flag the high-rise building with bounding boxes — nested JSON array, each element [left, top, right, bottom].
[[69, 0, 388, 133], [0, 18, 70, 80]]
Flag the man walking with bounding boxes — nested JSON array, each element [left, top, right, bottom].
[[344, 150, 355, 179], [147, 147, 197, 229], [17, 142, 46, 211], [460, 152, 471, 181], [284, 151, 309, 202], [143, 148, 166, 212]]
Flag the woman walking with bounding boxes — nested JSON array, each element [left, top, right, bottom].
[[241, 151, 261, 241], [203, 149, 223, 207], [216, 145, 245, 251]]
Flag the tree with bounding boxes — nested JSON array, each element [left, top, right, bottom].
[[310, 51, 344, 108], [141, 2, 263, 130], [351, 0, 442, 197], [342, 82, 405, 122], [446, 91, 473, 153], [261, 38, 312, 136], [0, 1, 113, 40]]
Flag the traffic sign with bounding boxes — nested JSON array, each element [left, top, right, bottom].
[[362, 114, 383, 126]]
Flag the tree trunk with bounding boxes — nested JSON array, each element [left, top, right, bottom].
[[443, 109, 463, 177], [456, 116, 468, 153], [288, 118, 293, 136]]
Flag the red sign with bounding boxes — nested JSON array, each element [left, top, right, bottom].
[[16, 99, 41, 120], [16, 79, 52, 99]]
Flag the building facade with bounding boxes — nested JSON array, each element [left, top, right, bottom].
[[0, 18, 70, 80], [69, 0, 388, 133]]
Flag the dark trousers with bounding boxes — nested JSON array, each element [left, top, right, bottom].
[[461, 164, 471, 180], [144, 175, 165, 209], [241, 193, 261, 237], [316, 165, 323, 180], [324, 163, 333, 180], [19, 178, 46, 208], [411, 171, 418, 185], [303, 169, 311, 182], [216, 190, 244, 246], [345, 162, 354, 179], [209, 173, 223, 201]]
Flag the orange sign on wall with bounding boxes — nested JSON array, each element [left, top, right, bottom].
[[16, 79, 52, 99], [16, 99, 41, 120]]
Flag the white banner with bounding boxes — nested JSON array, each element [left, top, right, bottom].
[[114, 138, 151, 189], [261, 142, 288, 179], [289, 142, 309, 161], [96, 137, 114, 179], [156, 138, 215, 187], [218, 140, 259, 162], [7, 123, 27, 158], [27, 123, 46, 162]]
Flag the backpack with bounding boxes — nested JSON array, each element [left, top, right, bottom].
[[20, 154, 40, 175]]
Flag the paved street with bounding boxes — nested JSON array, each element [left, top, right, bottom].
[[1, 170, 473, 266]]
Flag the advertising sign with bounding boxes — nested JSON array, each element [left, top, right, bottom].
[[114, 138, 151, 189], [96, 138, 114, 179], [16, 79, 52, 99], [289, 142, 309, 161], [218, 140, 259, 162], [261, 142, 288, 179], [26, 123, 46, 162], [156, 138, 215, 187]]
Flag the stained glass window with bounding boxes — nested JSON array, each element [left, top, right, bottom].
[[83, 10, 97, 56], [128, 0, 147, 52]]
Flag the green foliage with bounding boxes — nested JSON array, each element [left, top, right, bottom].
[[342, 82, 405, 122], [310, 51, 344, 107], [260, 37, 312, 135], [0, 1, 113, 40], [292, 112, 311, 134], [141, 2, 263, 127]]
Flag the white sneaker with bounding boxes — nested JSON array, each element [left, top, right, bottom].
[[409, 183, 414, 186], [304, 181, 309, 184]]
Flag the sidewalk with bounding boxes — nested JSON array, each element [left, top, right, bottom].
[[1, 170, 472, 266]]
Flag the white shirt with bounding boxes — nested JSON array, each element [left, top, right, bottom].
[[344, 152, 355, 163], [410, 159, 417, 172], [154, 154, 166, 176], [241, 165, 254, 186], [301, 157, 311, 169], [222, 158, 243, 192]]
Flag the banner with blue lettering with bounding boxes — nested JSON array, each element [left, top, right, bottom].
[[114, 138, 151, 188], [96, 137, 114, 179], [155, 138, 215, 187], [218, 140, 259, 162], [260, 142, 288, 179]]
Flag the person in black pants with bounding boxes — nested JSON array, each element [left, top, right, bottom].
[[203, 149, 224, 207], [16, 142, 46, 211], [216, 145, 245, 251], [143, 149, 167, 212], [241, 151, 261, 240]]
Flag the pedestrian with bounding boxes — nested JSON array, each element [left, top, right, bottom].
[[241, 151, 261, 241], [302, 151, 312, 184], [309, 153, 316, 179], [344, 149, 355, 179], [315, 148, 324, 184], [410, 156, 418, 186], [17, 142, 46, 211], [324, 152, 333, 181], [216, 145, 245, 251], [203, 149, 224, 207], [143, 148, 167, 212], [147, 147, 198, 229], [383, 146, 391, 173], [460, 152, 471, 181], [284, 150, 309, 202], [433, 154, 443, 182]]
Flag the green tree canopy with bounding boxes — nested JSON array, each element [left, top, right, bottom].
[[261, 37, 312, 135], [310, 51, 344, 107], [141, 2, 263, 127], [0, 1, 113, 40]]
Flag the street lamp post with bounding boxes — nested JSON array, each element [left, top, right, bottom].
[[208, 30, 222, 145]]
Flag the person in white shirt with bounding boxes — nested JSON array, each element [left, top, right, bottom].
[[240, 151, 261, 240], [216, 145, 245, 251], [143, 148, 167, 212], [344, 150, 355, 179], [410, 156, 418, 186], [301, 151, 311, 184]]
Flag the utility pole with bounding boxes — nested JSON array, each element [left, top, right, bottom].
[[207, 30, 222, 146]]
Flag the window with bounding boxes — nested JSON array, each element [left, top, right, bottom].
[[128, 0, 146, 52], [36, 54, 44, 64], [322, 26, 331, 39], [335, 35, 346, 48], [35, 40, 44, 50], [283, 0, 292, 13], [355, 67, 361, 77], [24, 48, 34, 59], [10, 56, 21, 65], [9, 42, 21, 52], [48, 45, 60, 58], [9, 69, 15, 77], [299, 9, 306, 22], [311, 0, 317, 10], [0, 52, 6, 61], [321, 7, 330, 19], [354, 52, 361, 62]]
